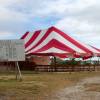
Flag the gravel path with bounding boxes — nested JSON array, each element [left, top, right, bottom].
[[50, 77, 100, 100]]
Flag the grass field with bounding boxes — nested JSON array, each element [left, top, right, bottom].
[[0, 71, 100, 100]]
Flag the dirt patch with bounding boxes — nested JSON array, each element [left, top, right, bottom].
[[50, 77, 100, 100]]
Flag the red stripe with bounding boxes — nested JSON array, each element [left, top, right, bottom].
[[83, 55, 92, 60], [31, 39, 75, 53], [54, 54, 67, 58], [26, 27, 53, 53], [25, 30, 41, 48], [26, 53, 71, 57], [52, 27, 92, 53], [21, 31, 29, 39]]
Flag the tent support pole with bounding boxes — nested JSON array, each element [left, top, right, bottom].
[[54, 56, 57, 72], [89, 58, 92, 72], [97, 57, 99, 64], [15, 61, 22, 81], [97, 57, 100, 71]]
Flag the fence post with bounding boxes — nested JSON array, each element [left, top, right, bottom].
[[15, 61, 22, 81]]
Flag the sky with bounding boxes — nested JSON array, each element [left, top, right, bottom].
[[0, 0, 100, 48]]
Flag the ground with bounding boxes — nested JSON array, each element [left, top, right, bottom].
[[50, 76, 100, 100], [0, 71, 100, 100]]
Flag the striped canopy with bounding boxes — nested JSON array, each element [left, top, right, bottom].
[[21, 26, 100, 58]]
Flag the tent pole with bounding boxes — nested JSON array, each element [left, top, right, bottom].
[[98, 57, 100, 65], [53, 56, 57, 72], [54, 56, 56, 65], [89, 57, 92, 72], [97, 57, 100, 70]]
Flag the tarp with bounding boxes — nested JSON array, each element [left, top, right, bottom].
[[21, 26, 100, 58]]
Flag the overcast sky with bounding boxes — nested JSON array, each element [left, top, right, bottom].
[[0, 0, 100, 48]]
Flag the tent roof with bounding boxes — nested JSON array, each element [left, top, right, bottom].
[[21, 26, 100, 58]]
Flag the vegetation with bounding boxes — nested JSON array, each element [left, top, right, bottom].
[[0, 71, 100, 100], [51, 57, 100, 66]]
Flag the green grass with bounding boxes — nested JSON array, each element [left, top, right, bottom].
[[0, 71, 100, 100]]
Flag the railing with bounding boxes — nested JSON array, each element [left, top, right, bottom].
[[18, 61, 100, 72], [34, 64, 98, 72]]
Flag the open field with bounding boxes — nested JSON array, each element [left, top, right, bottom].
[[0, 71, 100, 100]]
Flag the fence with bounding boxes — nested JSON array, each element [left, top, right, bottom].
[[18, 60, 100, 72], [34, 64, 100, 72]]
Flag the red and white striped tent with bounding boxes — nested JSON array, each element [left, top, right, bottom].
[[74, 45, 100, 59], [21, 26, 100, 58]]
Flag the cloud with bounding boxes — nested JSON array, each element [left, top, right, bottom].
[[55, 16, 100, 47], [0, 0, 100, 48], [0, 31, 15, 39], [54, 0, 100, 48], [0, 0, 29, 22]]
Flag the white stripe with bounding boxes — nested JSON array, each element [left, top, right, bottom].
[[86, 45, 100, 53], [66, 33, 100, 54], [27, 47, 68, 54], [72, 37, 100, 53], [27, 31, 86, 54], [86, 46, 99, 53], [24, 32, 35, 44], [26, 29, 48, 51], [67, 34, 100, 53]]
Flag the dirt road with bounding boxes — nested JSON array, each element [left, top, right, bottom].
[[50, 77, 100, 100]]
